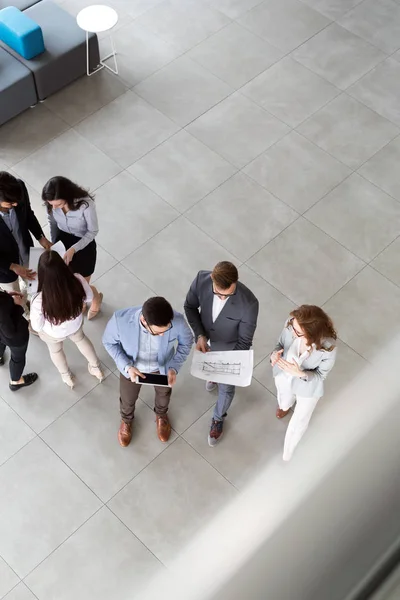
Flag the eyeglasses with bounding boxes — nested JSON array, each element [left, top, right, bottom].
[[143, 318, 172, 336], [289, 318, 305, 337], [212, 286, 236, 299]]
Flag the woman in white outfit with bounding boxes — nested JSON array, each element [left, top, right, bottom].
[[30, 250, 104, 389], [270, 305, 337, 461]]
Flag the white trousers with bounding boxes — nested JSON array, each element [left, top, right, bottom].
[[275, 377, 320, 462]]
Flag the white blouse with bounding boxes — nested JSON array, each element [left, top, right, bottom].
[[30, 274, 93, 339]]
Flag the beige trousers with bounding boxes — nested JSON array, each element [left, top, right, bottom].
[[38, 326, 100, 375]]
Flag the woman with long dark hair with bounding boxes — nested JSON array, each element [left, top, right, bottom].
[[270, 305, 337, 461], [42, 176, 102, 320], [30, 250, 104, 389], [0, 289, 38, 391]]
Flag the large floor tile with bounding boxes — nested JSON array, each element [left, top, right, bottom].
[[45, 71, 128, 127], [0, 557, 19, 600], [292, 23, 386, 89], [0, 400, 35, 467], [3, 583, 35, 600], [0, 438, 101, 578], [12, 130, 121, 193], [338, 0, 400, 54], [25, 507, 161, 600], [0, 333, 109, 433], [244, 131, 351, 213], [129, 130, 236, 213], [238, 0, 330, 53], [128, 0, 165, 18], [187, 92, 289, 168], [371, 238, 400, 287], [348, 57, 400, 127], [108, 437, 236, 565], [95, 171, 179, 261], [247, 217, 365, 305], [297, 94, 398, 169], [134, 56, 232, 127], [0, 104, 68, 166], [139, 351, 216, 434], [241, 56, 339, 128], [76, 91, 179, 167], [133, 0, 230, 52], [204, 0, 264, 19], [238, 265, 296, 365], [104, 21, 182, 87], [82, 263, 156, 370], [358, 135, 400, 201], [299, 0, 363, 20], [253, 338, 369, 399], [91, 244, 118, 283], [324, 266, 400, 361], [305, 173, 400, 261], [186, 172, 297, 261], [187, 22, 283, 89], [121, 217, 237, 310], [183, 380, 286, 488], [42, 375, 177, 502]]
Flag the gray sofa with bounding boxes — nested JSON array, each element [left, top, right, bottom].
[[0, 46, 37, 124], [0, 0, 100, 125]]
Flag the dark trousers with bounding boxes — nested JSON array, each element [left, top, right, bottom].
[[0, 340, 28, 381], [119, 373, 172, 423]]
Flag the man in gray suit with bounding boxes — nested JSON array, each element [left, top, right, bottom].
[[184, 261, 259, 446]]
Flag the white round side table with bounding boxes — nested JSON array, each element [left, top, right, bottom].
[[77, 5, 119, 76]]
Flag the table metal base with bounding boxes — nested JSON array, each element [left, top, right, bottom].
[[86, 30, 118, 76]]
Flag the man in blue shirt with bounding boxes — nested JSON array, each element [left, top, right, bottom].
[[103, 296, 193, 446]]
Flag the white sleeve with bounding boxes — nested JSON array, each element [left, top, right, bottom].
[[29, 294, 45, 332], [75, 274, 94, 304]]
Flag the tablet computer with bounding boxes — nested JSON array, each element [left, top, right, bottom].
[[135, 373, 170, 387]]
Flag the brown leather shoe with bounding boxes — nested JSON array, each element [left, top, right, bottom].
[[276, 408, 291, 419], [156, 414, 171, 442], [118, 421, 132, 447]]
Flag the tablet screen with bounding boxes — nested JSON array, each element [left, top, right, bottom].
[[137, 373, 170, 387]]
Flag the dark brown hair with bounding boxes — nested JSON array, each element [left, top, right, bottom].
[[289, 305, 337, 351], [42, 176, 94, 214], [37, 251, 86, 325], [212, 261, 238, 290], [142, 297, 173, 327], [0, 171, 21, 204]]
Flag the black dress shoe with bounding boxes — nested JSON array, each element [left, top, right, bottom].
[[9, 372, 38, 392]]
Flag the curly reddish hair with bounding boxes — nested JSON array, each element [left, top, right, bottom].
[[289, 305, 337, 351]]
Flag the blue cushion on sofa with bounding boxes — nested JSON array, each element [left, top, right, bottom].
[[0, 6, 44, 59]]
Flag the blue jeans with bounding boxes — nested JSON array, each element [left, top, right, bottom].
[[213, 384, 236, 421]]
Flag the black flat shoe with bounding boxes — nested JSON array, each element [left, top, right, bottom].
[[0, 355, 4, 366], [9, 372, 38, 392]]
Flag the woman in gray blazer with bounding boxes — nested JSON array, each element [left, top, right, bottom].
[[270, 305, 337, 461]]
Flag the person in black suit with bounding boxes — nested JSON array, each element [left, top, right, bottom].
[[0, 290, 38, 391], [185, 262, 259, 446], [0, 171, 51, 302]]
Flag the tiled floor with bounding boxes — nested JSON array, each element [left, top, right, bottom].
[[1, 0, 400, 597]]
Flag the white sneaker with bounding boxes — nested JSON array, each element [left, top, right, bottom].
[[205, 381, 217, 392], [88, 363, 105, 382], [61, 371, 75, 389]]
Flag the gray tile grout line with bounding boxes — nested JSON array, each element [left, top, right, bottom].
[[20, 505, 105, 582], [0, 372, 116, 472]]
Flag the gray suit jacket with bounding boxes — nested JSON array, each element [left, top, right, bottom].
[[272, 320, 337, 398], [184, 270, 259, 351]]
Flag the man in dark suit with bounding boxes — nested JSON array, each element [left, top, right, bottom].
[[0, 172, 51, 301], [184, 261, 259, 446]]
